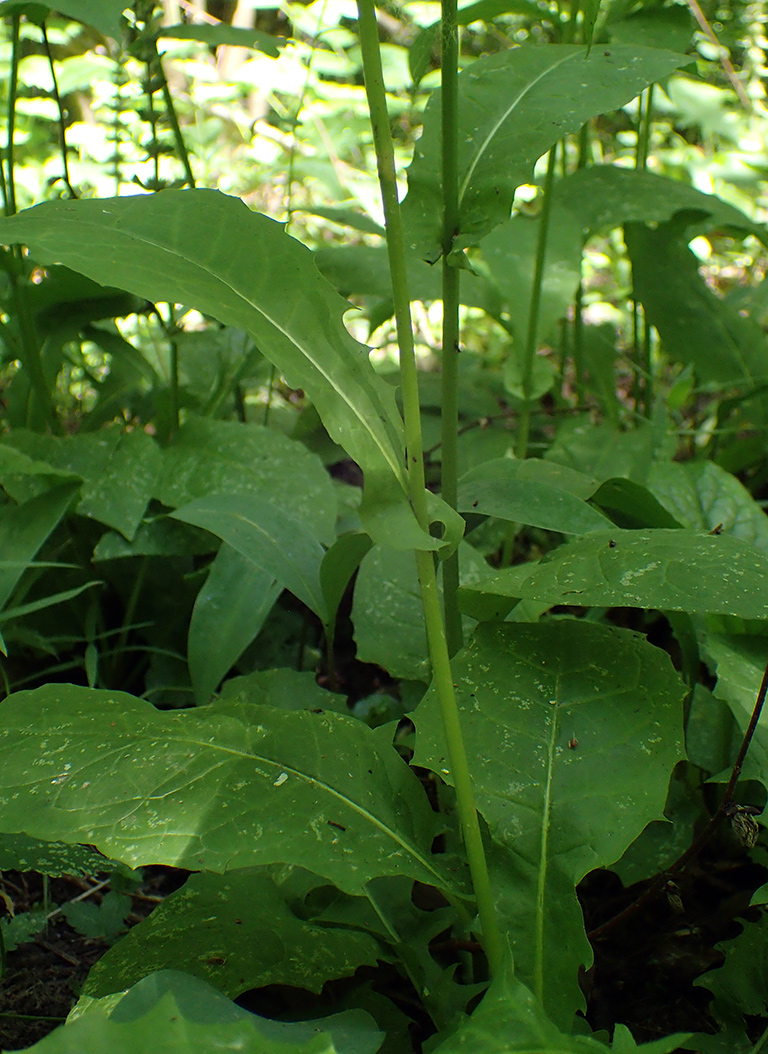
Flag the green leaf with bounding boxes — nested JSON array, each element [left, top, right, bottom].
[[701, 633, 768, 784], [429, 952, 688, 1053], [171, 494, 326, 620], [0, 580, 101, 623], [462, 529, 768, 618], [217, 668, 348, 713], [155, 417, 337, 546], [0, 0, 125, 37], [648, 461, 768, 553], [352, 542, 490, 681], [83, 869, 382, 999], [0, 833, 108, 876], [320, 531, 374, 652], [0, 191, 412, 541], [413, 621, 685, 1022], [457, 458, 610, 534], [0, 684, 465, 896], [3, 429, 160, 541], [34, 970, 371, 1053], [625, 218, 768, 389], [403, 44, 688, 260], [159, 22, 282, 58], [188, 544, 281, 704], [0, 481, 80, 612], [63, 891, 131, 942]]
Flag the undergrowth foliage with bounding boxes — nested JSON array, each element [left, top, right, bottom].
[[0, 0, 767, 1050]]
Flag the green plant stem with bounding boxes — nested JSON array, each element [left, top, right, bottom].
[[159, 65, 196, 188], [356, 0, 501, 975], [5, 15, 57, 432], [5, 14, 20, 217], [516, 146, 557, 459], [440, 0, 462, 655], [41, 21, 77, 198]]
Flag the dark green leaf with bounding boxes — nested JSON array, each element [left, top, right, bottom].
[[84, 869, 382, 999]]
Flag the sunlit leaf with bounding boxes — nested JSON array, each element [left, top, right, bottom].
[[0, 684, 467, 896]]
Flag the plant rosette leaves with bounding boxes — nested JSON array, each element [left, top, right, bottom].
[[43, 970, 381, 1053], [0, 191, 448, 552], [403, 44, 688, 260], [0, 684, 468, 897], [460, 529, 768, 619], [412, 621, 685, 1022], [83, 869, 383, 1000]]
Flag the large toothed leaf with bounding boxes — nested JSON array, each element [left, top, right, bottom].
[[413, 621, 685, 1023], [0, 684, 466, 897], [461, 529, 768, 618], [403, 44, 688, 260], [0, 191, 410, 535], [83, 869, 382, 999]]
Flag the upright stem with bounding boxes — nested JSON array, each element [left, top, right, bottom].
[[516, 146, 557, 459], [5, 15, 57, 432], [440, 0, 462, 655], [356, 0, 501, 975], [41, 21, 77, 198]]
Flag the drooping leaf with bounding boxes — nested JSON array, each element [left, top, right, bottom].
[[0, 833, 108, 876], [702, 633, 768, 784], [413, 621, 686, 1022], [461, 529, 768, 618], [188, 544, 281, 704], [0, 684, 466, 896], [0, 191, 416, 542], [155, 418, 337, 546], [171, 494, 326, 620], [695, 913, 768, 1054], [403, 44, 688, 260]]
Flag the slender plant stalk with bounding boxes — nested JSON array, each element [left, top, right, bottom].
[[355, 0, 502, 975], [439, 0, 462, 655], [516, 145, 557, 459], [631, 86, 654, 417], [41, 22, 77, 198], [5, 15, 57, 432]]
